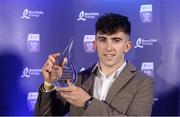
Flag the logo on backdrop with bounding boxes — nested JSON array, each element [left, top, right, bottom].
[[83, 35, 96, 53], [27, 92, 38, 111], [140, 4, 153, 23], [21, 8, 44, 19], [77, 11, 99, 21], [21, 67, 41, 78], [134, 37, 157, 48], [141, 62, 154, 78], [27, 34, 40, 53]]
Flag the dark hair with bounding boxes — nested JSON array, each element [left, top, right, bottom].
[[95, 13, 131, 35]]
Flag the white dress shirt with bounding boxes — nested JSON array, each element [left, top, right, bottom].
[[93, 61, 127, 101]]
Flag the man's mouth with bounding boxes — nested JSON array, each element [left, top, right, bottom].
[[104, 54, 115, 59]]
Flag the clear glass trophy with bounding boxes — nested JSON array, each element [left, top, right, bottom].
[[52, 39, 77, 88]]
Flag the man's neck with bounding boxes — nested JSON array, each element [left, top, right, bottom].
[[99, 61, 125, 77]]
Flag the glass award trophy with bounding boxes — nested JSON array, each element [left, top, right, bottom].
[[52, 39, 77, 88]]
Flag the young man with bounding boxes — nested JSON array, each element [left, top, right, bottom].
[[34, 13, 154, 116]]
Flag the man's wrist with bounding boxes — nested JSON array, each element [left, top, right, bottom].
[[84, 97, 93, 109], [42, 81, 55, 92]]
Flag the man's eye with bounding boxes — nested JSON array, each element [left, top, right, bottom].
[[113, 39, 121, 42]]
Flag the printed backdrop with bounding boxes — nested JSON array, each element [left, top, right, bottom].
[[0, 0, 180, 115]]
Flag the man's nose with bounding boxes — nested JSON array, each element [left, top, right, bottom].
[[106, 41, 113, 51]]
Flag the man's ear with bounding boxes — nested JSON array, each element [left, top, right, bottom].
[[124, 41, 132, 53], [93, 40, 97, 50]]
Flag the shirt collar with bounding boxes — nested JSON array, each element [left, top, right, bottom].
[[92, 61, 127, 79], [92, 62, 99, 73]]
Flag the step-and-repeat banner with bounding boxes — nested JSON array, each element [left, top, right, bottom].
[[0, 0, 180, 115]]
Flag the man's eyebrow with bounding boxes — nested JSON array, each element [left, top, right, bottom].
[[97, 36, 107, 38], [111, 37, 123, 40]]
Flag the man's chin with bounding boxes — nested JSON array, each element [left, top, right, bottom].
[[104, 62, 116, 67]]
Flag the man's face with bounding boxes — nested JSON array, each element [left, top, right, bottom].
[[94, 31, 132, 68]]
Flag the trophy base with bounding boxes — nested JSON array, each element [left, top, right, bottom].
[[53, 79, 71, 88]]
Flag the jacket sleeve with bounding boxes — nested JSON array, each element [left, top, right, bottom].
[[83, 78, 154, 116], [34, 85, 69, 116]]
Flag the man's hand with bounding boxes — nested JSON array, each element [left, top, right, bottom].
[[56, 80, 91, 107], [41, 53, 67, 90]]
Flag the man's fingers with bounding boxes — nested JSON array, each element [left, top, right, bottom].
[[60, 91, 70, 98], [52, 53, 60, 58], [44, 61, 53, 70], [60, 92, 73, 103], [48, 55, 55, 64], [55, 80, 75, 93], [67, 79, 75, 87], [48, 53, 60, 64], [58, 87, 72, 92], [57, 86, 74, 92]]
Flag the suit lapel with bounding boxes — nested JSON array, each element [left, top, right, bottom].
[[105, 63, 136, 103], [82, 73, 95, 96], [81, 65, 96, 96]]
